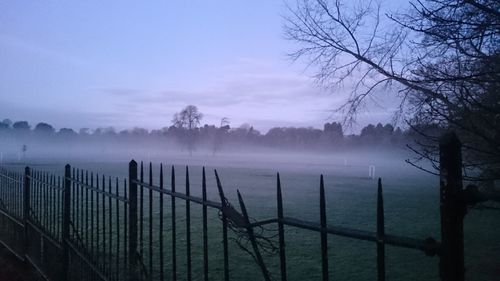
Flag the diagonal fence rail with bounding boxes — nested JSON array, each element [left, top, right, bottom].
[[0, 132, 480, 281]]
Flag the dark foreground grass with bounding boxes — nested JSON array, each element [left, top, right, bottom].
[[0, 244, 41, 281]]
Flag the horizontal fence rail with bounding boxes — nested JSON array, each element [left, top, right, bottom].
[[0, 137, 471, 281]]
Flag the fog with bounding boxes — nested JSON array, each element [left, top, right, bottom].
[[0, 131, 422, 178]]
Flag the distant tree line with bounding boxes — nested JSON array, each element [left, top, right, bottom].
[[0, 107, 434, 154]]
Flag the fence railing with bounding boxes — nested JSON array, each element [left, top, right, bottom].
[[0, 167, 24, 260], [0, 132, 480, 281]]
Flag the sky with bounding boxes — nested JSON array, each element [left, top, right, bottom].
[[0, 0, 400, 133]]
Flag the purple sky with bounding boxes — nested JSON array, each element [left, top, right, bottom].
[[0, 1, 401, 133]]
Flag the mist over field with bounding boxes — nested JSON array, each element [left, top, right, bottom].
[[0, 127, 416, 175], [2, 129, 498, 281]]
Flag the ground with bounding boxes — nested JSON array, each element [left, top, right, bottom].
[[0, 245, 41, 281]]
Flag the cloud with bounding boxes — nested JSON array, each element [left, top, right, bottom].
[[84, 57, 365, 132], [0, 34, 93, 68], [94, 87, 147, 97], [127, 73, 333, 106]]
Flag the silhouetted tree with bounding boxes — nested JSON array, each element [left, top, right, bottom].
[[0, 122, 9, 131], [265, 126, 323, 147], [358, 123, 397, 145], [172, 105, 203, 130], [103, 127, 117, 136], [322, 122, 343, 146], [285, 0, 500, 180], [130, 127, 149, 137], [360, 124, 376, 138], [58, 128, 77, 136], [79, 128, 91, 136], [12, 121, 30, 131], [171, 105, 204, 154], [324, 122, 343, 137], [118, 129, 130, 137], [2, 119, 12, 128], [211, 117, 230, 155], [34, 122, 55, 134]]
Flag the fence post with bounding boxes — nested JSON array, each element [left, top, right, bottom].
[[376, 178, 385, 281], [23, 166, 30, 258], [319, 175, 329, 281], [277, 173, 287, 281], [128, 160, 139, 281], [439, 132, 465, 281], [62, 164, 71, 281]]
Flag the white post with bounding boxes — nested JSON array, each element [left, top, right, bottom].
[[369, 165, 376, 179]]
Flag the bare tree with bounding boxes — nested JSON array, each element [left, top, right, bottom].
[[212, 117, 230, 156], [284, 0, 500, 180], [172, 105, 203, 130], [171, 105, 204, 155]]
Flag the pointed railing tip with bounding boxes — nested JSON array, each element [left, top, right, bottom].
[[129, 159, 137, 165], [185, 166, 190, 191], [202, 167, 207, 187], [214, 169, 226, 202], [377, 178, 384, 210], [214, 170, 222, 186]]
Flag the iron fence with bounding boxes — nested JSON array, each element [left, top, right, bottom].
[[0, 167, 24, 260], [0, 132, 483, 281]]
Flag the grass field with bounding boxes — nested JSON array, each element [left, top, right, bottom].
[[3, 151, 499, 281]]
